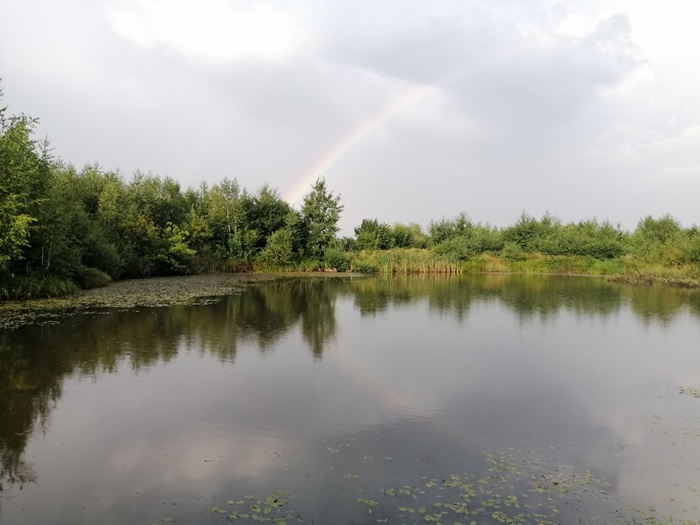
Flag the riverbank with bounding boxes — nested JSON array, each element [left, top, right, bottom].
[[3, 259, 699, 330], [340, 249, 700, 288], [0, 273, 273, 330]]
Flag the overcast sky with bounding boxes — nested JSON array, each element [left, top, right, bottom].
[[1, 0, 699, 234]]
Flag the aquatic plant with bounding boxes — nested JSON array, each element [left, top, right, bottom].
[[203, 449, 695, 525]]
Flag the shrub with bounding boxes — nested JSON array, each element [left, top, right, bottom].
[[501, 242, 526, 261], [226, 258, 253, 273], [433, 236, 474, 261], [324, 248, 351, 272], [351, 260, 379, 273], [74, 266, 112, 289]]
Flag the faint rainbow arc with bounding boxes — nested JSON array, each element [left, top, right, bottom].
[[284, 83, 433, 205], [283, 46, 531, 206]]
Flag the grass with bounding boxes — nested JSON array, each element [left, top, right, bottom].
[[351, 249, 459, 273], [0, 272, 80, 301], [347, 249, 700, 287]]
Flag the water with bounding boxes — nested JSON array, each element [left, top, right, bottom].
[[1, 274, 700, 524]]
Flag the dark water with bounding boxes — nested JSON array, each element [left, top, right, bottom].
[[1, 275, 700, 524]]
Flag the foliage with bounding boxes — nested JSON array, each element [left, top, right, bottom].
[[0, 272, 79, 300], [354, 219, 395, 250], [258, 228, 294, 267], [323, 247, 351, 272], [0, 88, 44, 276], [428, 211, 473, 245], [301, 178, 343, 258], [350, 260, 379, 274], [74, 266, 112, 289]]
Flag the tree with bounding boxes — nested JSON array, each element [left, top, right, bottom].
[[243, 184, 292, 255], [392, 222, 428, 248], [301, 178, 343, 258], [0, 84, 53, 277], [428, 212, 473, 245], [258, 228, 294, 266], [354, 219, 394, 250]]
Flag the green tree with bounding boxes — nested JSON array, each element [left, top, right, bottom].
[[0, 86, 48, 276], [258, 228, 294, 266], [428, 212, 473, 245], [392, 222, 428, 248], [242, 184, 291, 256], [354, 219, 394, 250], [301, 178, 343, 258]]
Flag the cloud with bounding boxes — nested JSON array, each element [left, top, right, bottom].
[[1, 0, 700, 231], [103, 0, 309, 63]]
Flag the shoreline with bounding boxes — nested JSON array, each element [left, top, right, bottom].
[[1, 270, 698, 331]]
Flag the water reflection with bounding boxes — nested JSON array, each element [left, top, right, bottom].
[[352, 273, 700, 323], [0, 274, 699, 523]]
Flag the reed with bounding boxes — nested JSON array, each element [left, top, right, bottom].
[[352, 249, 460, 273], [347, 249, 700, 287], [605, 256, 700, 287]]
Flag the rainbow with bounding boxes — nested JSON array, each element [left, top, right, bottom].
[[284, 83, 434, 205], [282, 46, 526, 206]]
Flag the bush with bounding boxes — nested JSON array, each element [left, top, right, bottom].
[[501, 242, 526, 261], [74, 266, 112, 289], [433, 236, 474, 261], [226, 258, 253, 273], [351, 260, 379, 273], [83, 231, 124, 279], [324, 248, 351, 272]]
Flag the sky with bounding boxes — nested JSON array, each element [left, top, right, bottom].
[[1, 0, 699, 235]]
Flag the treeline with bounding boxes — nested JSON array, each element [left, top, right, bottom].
[[350, 211, 700, 266], [2, 85, 700, 299], [1, 86, 346, 298]]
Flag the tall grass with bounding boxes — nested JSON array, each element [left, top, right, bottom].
[[347, 249, 700, 287], [605, 255, 700, 287], [352, 249, 459, 273], [0, 273, 80, 300]]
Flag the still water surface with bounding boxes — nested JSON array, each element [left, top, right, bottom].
[[1, 275, 700, 524]]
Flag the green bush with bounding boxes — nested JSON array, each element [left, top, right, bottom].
[[501, 242, 526, 261], [324, 248, 351, 271], [74, 266, 112, 289], [351, 260, 379, 273], [433, 236, 474, 261]]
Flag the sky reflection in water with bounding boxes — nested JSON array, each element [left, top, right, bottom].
[[1, 275, 699, 524]]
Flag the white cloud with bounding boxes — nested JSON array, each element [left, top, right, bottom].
[[104, 0, 309, 62]]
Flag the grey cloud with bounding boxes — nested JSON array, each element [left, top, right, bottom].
[[449, 15, 640, 127], [1, 0, 699, 232], [321, 0, 511, 83]]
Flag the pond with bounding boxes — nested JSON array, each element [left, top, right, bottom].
[[1, 274, 700, 525]]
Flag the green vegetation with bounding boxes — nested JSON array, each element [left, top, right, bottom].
[[200, 448, 693, 525], [2, 81, 699, 299]]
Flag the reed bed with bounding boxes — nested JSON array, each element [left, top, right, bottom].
[[352, 249, 460, 273], [347, 249, 700, 287]]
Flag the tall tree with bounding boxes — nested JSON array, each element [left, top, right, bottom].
[[301, 178, 343, 258], [0, 84, 53, 277]]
